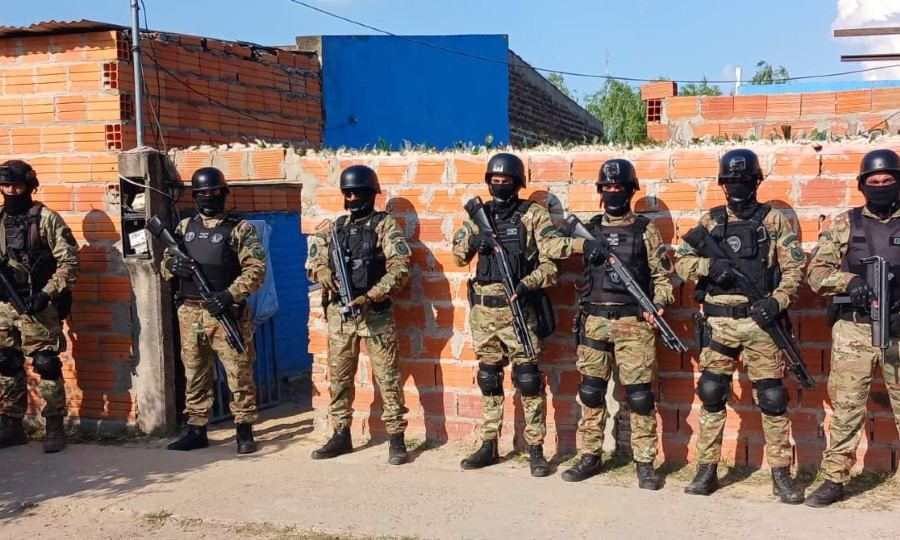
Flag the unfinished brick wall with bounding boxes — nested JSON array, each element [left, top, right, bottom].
[[283, 140, 900, 472], [642, 81, 900, 144]]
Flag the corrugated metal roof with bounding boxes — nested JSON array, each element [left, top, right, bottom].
[[0, 20, 126, 39]]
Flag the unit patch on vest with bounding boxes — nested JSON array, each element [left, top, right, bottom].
[[791, 246, 805, 262], [607, 233, 620, 246], [184, 231, 196, 242], [726, 235, 742, 253], [198, 232, 210, 240], [890, 236, 900, 246], [211, 233, 224, 244]]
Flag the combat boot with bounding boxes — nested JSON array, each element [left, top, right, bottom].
[[529, 444, 551, 477], [562, 453, 602, 482], [235, 423, 257, 455], [460, 439, 499, 470], [771, 467, 804, 504], [684, 463, 719, 495], [636, 461, 661, 490], [0, 414, 27, 449], [387, 432, 408, 465], [805, 480, 844, 508], [167, 425, 209, 451], [311, 428, 352, 460], [42, 415, 67, 453]]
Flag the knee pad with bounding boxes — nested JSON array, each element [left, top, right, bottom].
[[0, 347, 24, 376], [476, 362, 504, 396], [753, 378, 788, 416], [512, 363, 544, 397], [625, 383, 656, 414], [32, 351, 62, 380], [578, 375, 608, 408], [696, 370, 731, 413]]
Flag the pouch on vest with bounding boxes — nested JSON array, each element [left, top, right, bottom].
[[530, 290, 556, 339]]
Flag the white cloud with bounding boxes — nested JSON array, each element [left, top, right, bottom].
[[834, 0, 900, 80]]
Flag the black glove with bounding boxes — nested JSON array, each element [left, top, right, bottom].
[[207, 290, 234, 318], [583, 240, 608, 265], [25, 291, 51, 315], [165, 256, 194, 278], [847, 276, 873, 311], [468, 233, 494, 255], [708, 259, 734, 285], [514, 282, 529, 300], [750, 297, 781, 328]]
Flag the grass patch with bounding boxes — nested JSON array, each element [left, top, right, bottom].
[[141, 509, 173, 528]]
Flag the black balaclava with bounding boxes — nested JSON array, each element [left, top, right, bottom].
[[723, 180, 760, 219], [3, 191, 32, 216], [345, 187, 376, 219], [490, 181, 520, 219], [195, 192, 227, 217], [601, 189, 633, 217], [863, 182, 900, 218]]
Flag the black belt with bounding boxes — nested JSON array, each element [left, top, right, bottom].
[[577, 334, 614, 352], [704, 303, 750, 319], [580, 304, 642, 319], [472, 294, 507, 308]]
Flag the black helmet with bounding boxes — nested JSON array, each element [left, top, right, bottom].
[[340, 165, 380, 193], [597, 159, 639, 192], [191, 167, 228, 193], [718, 149, 763, 184], [485, 153, 526, 188], [858, 149, 900, 187], [0, 160, 39, 191]]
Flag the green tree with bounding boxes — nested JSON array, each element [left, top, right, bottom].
[[547, 72, 572, 99], [750, 61, 790, 85], [584, 78, 647, 144], [679, 76, 723, 96]]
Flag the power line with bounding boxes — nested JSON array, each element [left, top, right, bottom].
[[286, 0, 900, 84]]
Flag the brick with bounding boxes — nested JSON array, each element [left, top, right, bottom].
[[413, 157, 446, 184], [528, 154, 570, 183], [821, 145, 869, 176], [766, 94, 801, 119], [700, 96, 733, 121], [632, 150, 670, 180], [871, 87, 900, 111], [665, 96, 699, 120], [718, 122, 754, 139], [249, 148, 285, 180], [800, 92, 836, 116], [646, 123, 669, 142], [641, 81, 677, 101], [835, 89, 872, 115], [797, 178, 848, 208], [656, 182, 699, 211], [567, 182, 599, 212], [571, 151, 616, 181], [452, 156, 486, 184], [732, 95, 767, 119], [770, 146, 820, 178], [672, 148, 719, 179]]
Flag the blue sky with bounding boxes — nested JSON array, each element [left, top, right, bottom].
[[5, 0, 899, 100]]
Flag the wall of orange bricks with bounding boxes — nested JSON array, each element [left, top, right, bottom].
[[0, 29, 320, 429], [642, 81, 900, 144]]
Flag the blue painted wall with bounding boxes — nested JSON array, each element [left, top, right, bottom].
[[738, 80, 900, 95], [321, 35, 510, 150]]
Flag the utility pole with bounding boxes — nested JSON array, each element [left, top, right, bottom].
[[130, 0, 144, 147]]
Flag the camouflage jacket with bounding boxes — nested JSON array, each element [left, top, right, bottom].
[[0, 205, 79, 299], [675, 205, 805, 310], [161, 213, 267, 302], [306, 211, 410, 302], [543, 211, 675, 306], [451, 199, 559, 295]]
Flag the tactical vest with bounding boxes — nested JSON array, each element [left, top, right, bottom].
[[706, 204, 775, 297], [840, 207, 900, 307], [330, 212, 388, 295], [179, 214, 242, 299], [475, 200, 534, 283], [580, 214, 652, 305], [1, 203, 56, 296]]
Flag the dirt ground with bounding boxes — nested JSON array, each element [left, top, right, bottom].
[[2, 393, 900, 539]]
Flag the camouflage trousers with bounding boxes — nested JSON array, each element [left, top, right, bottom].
[[821, 319, 900, 483], [470, 303, 546, 446], [696, 314, 793, 468], [326, 302, 408, 434], [0, 300, 66, 419], [178, 302, 257, 427], [575, 311, 658, 462]]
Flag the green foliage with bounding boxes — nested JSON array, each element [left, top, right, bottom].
[[679, 76, 723, 96], [750, 61, 790, 85], [547, 72, 572, 99], [584, 79, 647, 145]]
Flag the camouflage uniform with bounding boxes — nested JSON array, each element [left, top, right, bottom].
[[807, 206, 900, 484], [545, 211, 674, 462], [675, 205, 805, 468], [306, 212, 410, 434], [161, 214, 266, 427], [452, 202, 559, 446]]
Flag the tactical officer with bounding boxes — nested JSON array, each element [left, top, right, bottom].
[[306, 165, 411, 465], [544, 159, 674, 489], [805, 149, 900, 507], [675, 148, 805, 504], [161, 167, 266, 455], [0, 160, 78, 453], [451, 153, 559, 477]]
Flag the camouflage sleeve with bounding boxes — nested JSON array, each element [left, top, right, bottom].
[[368, 215, 410, 302], [644, 222, 674, 306], [541, 235, 585, 260], [521, 204, 560, 290], [305, 221, 331, 283], [451, 218, 477, 266], [807, 212, 855, 295], [227, 220, 267, 302], [769, 210, 805, 310], [160, 218, 189, 281], [674, 213, 714, 282], [40, 210, 79, 298]]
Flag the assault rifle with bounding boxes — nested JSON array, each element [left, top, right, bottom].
[[329, 221, 361, 323], [832, 255, 892, 362], [558, 214, 687, 352], [464, 197, 536, 360], [0, 257, 28, 315], [146, 216, 246, 353], [683, 225, 815, 389]]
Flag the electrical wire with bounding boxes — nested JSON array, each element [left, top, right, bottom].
[[139, 0, 168, 153]]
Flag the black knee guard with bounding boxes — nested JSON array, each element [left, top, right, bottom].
[[0, 347, 24, 376], [512, 363, 544, 397], [578, 375, 608, 408], [32, 351, 63, 380], [625, 383, 656, 414], [476, 362, 504, 396], [696, 370, 731, 413], [753, 378, 788, 416]]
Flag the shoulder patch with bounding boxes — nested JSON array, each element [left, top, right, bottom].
[[454, 229, 466, 243], [252, 246, 266, 260], [791, 246, 805, 262], [539, 224, 559, 238], [395, 242, 410, 256], [781, 234, 798, 247], [309, 244, 318, 258], [819, 231, 832, 242]]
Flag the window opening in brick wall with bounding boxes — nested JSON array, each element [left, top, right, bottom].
[[647, 99, 662, 123]]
